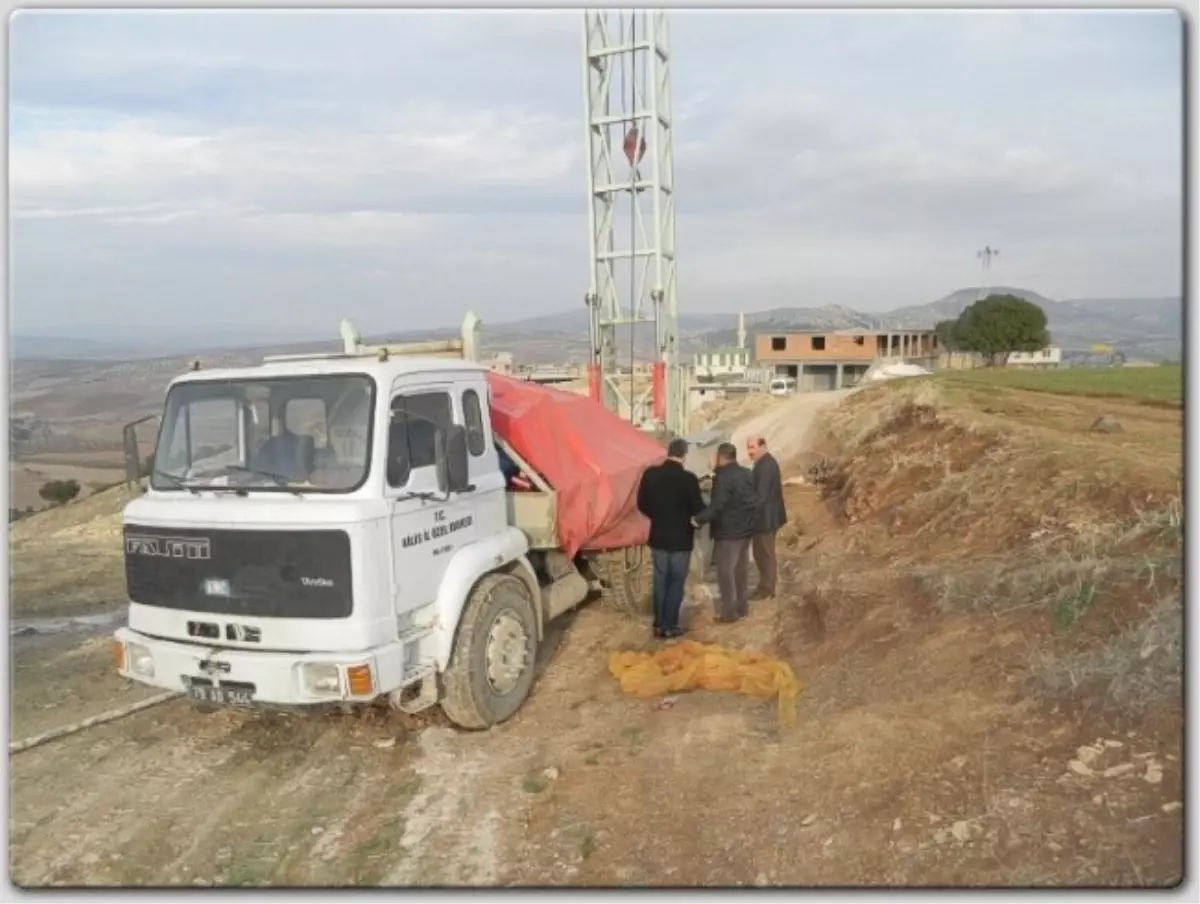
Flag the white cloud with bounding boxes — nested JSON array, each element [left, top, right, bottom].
[[8, 9, 1184, 338]]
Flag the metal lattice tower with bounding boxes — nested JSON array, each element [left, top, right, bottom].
[[582, 9, 682, 434]]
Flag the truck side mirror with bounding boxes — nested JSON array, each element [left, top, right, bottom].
[[435, 424, 471, 495], [122, 414, 160, 487]]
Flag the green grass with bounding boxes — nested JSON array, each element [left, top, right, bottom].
[[935, 364, 1182, 405]]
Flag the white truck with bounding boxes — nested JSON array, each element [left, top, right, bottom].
[[112, 315, 655, 729]]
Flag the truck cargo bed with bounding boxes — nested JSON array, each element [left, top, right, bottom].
[[488, 374, 666, 558], [506, 488, 558, 550]]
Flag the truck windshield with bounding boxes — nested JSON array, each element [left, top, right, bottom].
[[151, 374, 376, 493]]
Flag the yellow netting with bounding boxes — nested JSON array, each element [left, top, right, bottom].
[[608, 641, 802, 725]]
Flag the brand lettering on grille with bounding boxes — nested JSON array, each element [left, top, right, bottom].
[[125, 535, 211, 560]]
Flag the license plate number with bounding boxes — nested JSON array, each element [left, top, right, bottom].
[[185, 684, 254, 706]]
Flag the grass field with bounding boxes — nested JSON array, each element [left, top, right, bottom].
[[935, 364, 1182, 405]]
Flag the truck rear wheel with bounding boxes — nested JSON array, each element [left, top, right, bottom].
[[440, 573, 539, 730], [595, 546, 653, 615]]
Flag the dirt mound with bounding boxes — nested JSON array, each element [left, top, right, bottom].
[[797, 379, 1182, 719], [761, 378, 1182, 885]]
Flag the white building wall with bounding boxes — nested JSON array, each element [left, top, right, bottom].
[[693, 349, 750, 377], [1008, 346, 1063, 366]]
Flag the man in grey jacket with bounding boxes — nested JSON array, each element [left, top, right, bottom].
[[747, 436, 787, 600], [693, 442, 758, 623]]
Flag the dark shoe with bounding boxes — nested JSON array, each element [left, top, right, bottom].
[[749, 590, 772, 601], [661, 627, 685, 639], [713, 615, 737, 624]]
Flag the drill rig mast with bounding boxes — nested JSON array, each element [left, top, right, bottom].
[[582, 9, 683, 435]]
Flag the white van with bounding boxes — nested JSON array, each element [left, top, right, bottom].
[[768, 376, 796, 396]]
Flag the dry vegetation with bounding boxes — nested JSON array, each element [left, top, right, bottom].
[[8, 371, 1183, 888], [9, 483, 136, 617], [810, 376, 1182, 722]]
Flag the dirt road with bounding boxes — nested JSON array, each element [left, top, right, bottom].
[[9, 380, 1183, 888], [731, 387, 856, 462]]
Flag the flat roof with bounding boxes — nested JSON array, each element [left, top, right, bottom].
[[755, 328, 936, 336]]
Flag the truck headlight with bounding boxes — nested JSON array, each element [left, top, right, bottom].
[[301, 663, 341, 697], [127, 643, 155, 678]]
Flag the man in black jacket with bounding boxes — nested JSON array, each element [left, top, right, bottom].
[[692, 442, 758, 623], [747, 436, 787, 600], [636, 438, 705, 638]]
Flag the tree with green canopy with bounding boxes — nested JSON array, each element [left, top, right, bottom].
[[952, 294, 1050, 366]]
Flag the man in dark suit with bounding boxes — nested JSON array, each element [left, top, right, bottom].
[[636, 438, 706, 638], [747, 436, 787, 600], [692, 442, 758, 623]]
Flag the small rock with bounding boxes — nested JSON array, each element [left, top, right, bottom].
[[1048, 841, 1063, 852], [934, 829, 950, 845], [1102, 739, 1124, 749], [1076, 744, 1105, 766], [1162, 802, 1182, 813], [950, 755, 969, 769], [1143, 763, 1164, 785], [311, 827, 325, 836], [951, 821, 973, 843], [1090, 415, 1123, 434], [1103, 763, 1136, 778], [801, 814, 817, 827], [1008, 798, 1022, 809], [754, 872, 769, 886], [893, 818, 903, 832], [1067, 760, 1094, 777], [543, 767, 561, 781], [373, 737, 397, 749], [1092, 794, 1104, 805]]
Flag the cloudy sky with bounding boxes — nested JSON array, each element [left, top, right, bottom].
[[9, 8, 1184, 341]]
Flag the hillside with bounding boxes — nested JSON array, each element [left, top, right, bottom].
[[8, 289, 1182, 459], [15, 289, 1182, 368], [8, 371, 1182, 887]]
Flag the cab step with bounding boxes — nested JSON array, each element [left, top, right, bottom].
[[389, 663, 439, 715]]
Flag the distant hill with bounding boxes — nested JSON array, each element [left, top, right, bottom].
[[14, 288, 1183, 366], [704, 288, 1181, 362]]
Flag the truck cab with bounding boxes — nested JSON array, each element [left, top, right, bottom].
[[114, 319, 594, 729]]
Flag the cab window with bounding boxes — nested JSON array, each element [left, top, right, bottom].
[[388, 392, 452, 486]]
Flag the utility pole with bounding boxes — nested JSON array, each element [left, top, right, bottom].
[[582, 9, 681, 434]]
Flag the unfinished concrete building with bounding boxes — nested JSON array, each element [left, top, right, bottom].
[[754, 329, 939, 391]]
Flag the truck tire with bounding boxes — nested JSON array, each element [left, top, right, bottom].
[[440, 573, 539, 730], [595, 546, 653, 615]]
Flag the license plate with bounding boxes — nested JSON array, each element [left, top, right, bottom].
[[185, 682, 254, 706]]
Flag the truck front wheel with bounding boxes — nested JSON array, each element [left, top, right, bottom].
[[440, 573, 539, 730]]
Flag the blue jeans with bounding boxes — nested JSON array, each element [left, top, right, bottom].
[[652, 549, 691, 633]]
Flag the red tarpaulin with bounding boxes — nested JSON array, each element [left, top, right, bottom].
[[486, 373, 666, 558]]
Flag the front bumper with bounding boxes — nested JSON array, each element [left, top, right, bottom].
[[113, 627, 422, 706]]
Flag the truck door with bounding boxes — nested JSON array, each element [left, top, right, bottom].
[[386, 384, 480, 616]]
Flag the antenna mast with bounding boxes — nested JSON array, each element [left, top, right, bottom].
[[582, 9, 681, 434], [975, 245, 1000, 300]]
